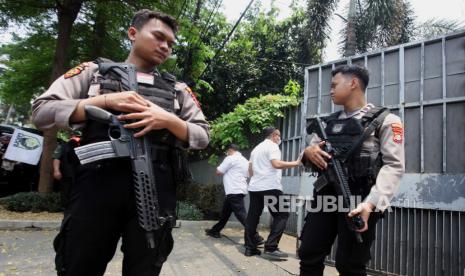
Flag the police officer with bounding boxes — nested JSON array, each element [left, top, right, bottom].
[[32, 9, 209, 276], [52, 140, 65, 181], [52, 135, 80, 207], [299, 65, 405, 275]]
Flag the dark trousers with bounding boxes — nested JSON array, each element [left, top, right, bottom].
[[244, 189, 289, 251], [298, 194, 380, 276], [211, 193, 247, 232], [54, 159, 176, 276]]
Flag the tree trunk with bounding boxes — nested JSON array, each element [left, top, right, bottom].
[[5, 105, 14, 124], [49, 0, 83, 82], [38, 131, 56, 194], [344, 0, 357, 57], [38, 0, 83, 194], [90, 0, 106, 59]]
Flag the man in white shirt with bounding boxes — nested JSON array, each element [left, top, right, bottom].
[[244, 127, 301, 259], [205, 144, 263, 245]]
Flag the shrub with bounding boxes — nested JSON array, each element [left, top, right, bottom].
[[0, 192, 63, 212], [208, 80, 301, 163], [177, 201, 203, 220], [177, 182, 225, 219]]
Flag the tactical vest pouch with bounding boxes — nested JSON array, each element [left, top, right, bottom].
[[314, 175, 329, 192], [324, 117, 364, 159], [171, 148, 193, 186], [83, 57, 179, 147], [321, 107, 389, 184], [347, 153, 378, 178], [343, 108, 389, 179]]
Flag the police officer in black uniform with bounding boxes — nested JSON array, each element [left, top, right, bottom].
[[299, 65, 405, 275], [52, 135, 80, 207], [32, 9, 209, 276]]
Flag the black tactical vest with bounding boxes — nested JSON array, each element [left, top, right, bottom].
[[323, 107, 387, 183], [81, 58, 178, 147]]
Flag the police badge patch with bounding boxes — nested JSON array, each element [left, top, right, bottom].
[[185, 86, 202, 109], [332, 124, 344, 133], [391, 123, 403, 144], [64, 62, 90, 79]]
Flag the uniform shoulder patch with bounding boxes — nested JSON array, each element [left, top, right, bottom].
[[64, 62, 90, 79], [391, 123, 403, 144], [185, 86, 202, 110]]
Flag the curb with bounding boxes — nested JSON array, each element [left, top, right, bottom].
[[0, 219, 251, 231], [0, 219, 61, 230]]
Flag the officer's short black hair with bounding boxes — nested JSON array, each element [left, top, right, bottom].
[[263, 127, 277, 138], [331, 65, 369, 91], [131, 9, 179, 33], [227, 144, 239, 151]]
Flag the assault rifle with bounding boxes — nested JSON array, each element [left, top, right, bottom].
[[307, 117, 365, 243]]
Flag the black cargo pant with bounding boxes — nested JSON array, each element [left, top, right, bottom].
[[211, 193, 247, 232], [298, 186, 381, 276], [54, 158, 176, 276], [244, 189, 289, 251]]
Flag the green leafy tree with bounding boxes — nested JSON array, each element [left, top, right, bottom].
[[0, 0, 84, 82], [340, 0, 415, 56], [208, 80, 301, 163], [299, 0, 339, 64], [0, 30, 55, 117], [412, 18, 464, 40], [199, 5, 310, 119]]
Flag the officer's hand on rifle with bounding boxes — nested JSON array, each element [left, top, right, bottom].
[[348, 202, 375, 233], [72, 91, 149, 123], [104, 91, 149, 112], [303, 141, 331, 170], [118, 100, 188, 140]]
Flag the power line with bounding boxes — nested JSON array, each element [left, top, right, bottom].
[[198, 0, 255, 79], [198, 0, 223, 40], [189, 0, 223, 50], [177, 0, 188, 20]]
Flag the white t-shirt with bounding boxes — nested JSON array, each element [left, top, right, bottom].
[[248, 139, 282, 191], [217, 151, 249, 195]]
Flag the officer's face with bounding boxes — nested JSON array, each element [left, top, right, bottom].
[[330, 73, 354, 105], [129, 19, 176, 66]]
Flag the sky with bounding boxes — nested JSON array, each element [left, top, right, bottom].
[[223, 0, 465, 62]]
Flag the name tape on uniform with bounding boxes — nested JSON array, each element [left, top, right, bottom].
[[137, 72, 154, 85]]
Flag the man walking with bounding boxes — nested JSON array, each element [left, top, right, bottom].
[[244, 127, 301, 259], [205, 144, 262, 245]]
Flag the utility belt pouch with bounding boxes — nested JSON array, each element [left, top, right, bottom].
[[172, 148, 192, 185], [314, 175, 329, 192]]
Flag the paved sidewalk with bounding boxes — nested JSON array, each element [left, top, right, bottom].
[[0, 220, 338, 276], [219, 223, 338, 276]]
